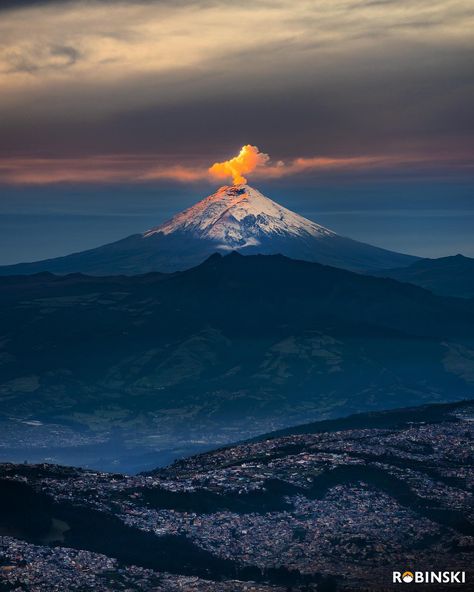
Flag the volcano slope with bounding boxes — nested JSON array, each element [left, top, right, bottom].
[[0, 184, 417, 276]]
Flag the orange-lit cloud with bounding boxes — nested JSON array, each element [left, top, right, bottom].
[[0, 156, 208, 185], [209, 145, 270, 184], [254, 155, 393, 178], [0, 151, 471, 186]]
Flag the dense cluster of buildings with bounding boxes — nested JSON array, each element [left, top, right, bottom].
[[0, 537, 279, 592], [1, 404, 473, 591]]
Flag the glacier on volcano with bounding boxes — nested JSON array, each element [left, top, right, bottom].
[[145, 184, 335, 249], [0, 183, 418, 276]]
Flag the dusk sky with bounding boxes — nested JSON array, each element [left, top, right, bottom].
[[1, 0, 473, 264]]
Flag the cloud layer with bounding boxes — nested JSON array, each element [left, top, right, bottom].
[[1, 150, 471, 185], [0, 0, 473, 184]]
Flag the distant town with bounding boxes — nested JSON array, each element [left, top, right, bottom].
[[1, 401, 472, 591]]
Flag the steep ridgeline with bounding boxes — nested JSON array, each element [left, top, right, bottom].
[[0, 185, 417, 275]]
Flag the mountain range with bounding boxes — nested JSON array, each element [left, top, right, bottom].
[[373, 253, 474, 298], [0, 184, 418, 276], [1, 252, 473, 471]]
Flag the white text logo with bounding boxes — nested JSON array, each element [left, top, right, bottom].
[[393, 571, 466, 584]]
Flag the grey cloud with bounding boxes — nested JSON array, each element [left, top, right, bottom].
[[350, 0, 401, 7], [0, 0, 264, 10], [6, 44, 81, 73], [0, 0, 472, 173], [6, 54, 39, 74], [1, 45, 472, 162], [50, 45, 81, 66]]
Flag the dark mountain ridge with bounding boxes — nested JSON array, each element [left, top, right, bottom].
[[373, 253, 474, 298], [0, 253, 473, 471]]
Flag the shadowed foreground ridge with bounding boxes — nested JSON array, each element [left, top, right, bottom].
[[0, 252, 474, 472]]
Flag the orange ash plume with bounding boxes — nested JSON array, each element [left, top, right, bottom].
[[209, 145, 270, 185]]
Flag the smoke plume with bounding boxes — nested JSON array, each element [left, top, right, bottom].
[[209, 145, 270, 185]]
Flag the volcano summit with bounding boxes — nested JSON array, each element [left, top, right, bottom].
[[0, 184, 417, 275]]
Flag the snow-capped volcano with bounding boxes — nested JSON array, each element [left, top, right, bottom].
[[145, 184, 335, 249], [0, 184, 418, 276]]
